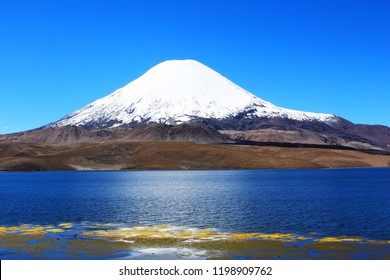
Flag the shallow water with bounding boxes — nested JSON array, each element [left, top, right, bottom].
[[0, 222, 389, 260]]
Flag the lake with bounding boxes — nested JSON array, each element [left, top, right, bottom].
[[1, 168, 390, 259]]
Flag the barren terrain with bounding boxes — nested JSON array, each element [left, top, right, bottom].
[[1, 141, 389, 171]]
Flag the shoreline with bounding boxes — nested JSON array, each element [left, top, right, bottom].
[[1, 223, 389, 260], [0, 166, 390, 173]]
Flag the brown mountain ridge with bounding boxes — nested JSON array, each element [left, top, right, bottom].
[[1, 124, 390, 171]]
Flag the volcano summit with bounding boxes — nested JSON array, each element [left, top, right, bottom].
[[39, 59, 389, 151], [48, 59, 337, 128]]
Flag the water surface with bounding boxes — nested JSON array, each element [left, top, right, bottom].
[[1, 168, 389, 240]]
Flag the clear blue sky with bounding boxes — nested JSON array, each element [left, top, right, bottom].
[[1, 0, 389, 133]]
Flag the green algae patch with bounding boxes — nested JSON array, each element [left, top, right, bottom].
[[1, 223, 389, 260]]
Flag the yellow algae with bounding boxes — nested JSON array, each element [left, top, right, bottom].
[[0, 227, 9, 235], [256, 233, 297, 241], [95, 231, 122, 238], [46, 228, 65, 233], [20, 224, 34, 228], [82, 229, 116, 238], [115, 230, 137, 237], [372, 240, 390, 245], [296, 236, 308, 241], [136, 229, 162, 235], [1, 223, 390, 259], [2, 226, 22, 233], [318, 237, 343, 243], [91, 222, 114, 227], [43, 225, 56, 229], [19, 226, 47, 235], [72, 226, 310, 244], [194, 232, 220, 239], [151, 232, 171, 238], [229, 233, 258, 240], [172, 232, 193, 238], [130, 230, 161, 237], [209, 234, 228, 240], [4, 223, 387, 253], [58, 223, 73, 229], [81, 231, 99, 237], [0, 225, 48, 236], [153, 225, 173, 230], [317, 237, 364, 243], [341, 237, 363, 242], [79, 225, 229, 241]]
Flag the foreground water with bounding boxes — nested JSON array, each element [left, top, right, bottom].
[[1, 168, 389, 259]]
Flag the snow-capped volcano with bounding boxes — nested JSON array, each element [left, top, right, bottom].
[[50, 59, 336, 128]]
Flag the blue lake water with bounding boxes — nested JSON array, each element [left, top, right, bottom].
[[0, 168, 389, 240]]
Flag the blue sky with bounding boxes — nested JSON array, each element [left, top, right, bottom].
[[1, 0, 389, 133]]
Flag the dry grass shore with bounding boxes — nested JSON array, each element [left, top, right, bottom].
[[0, 141, 389, 171]]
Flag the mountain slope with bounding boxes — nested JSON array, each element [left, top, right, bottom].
[[6, 59, 387, 151], [0, 124, 231, 144], [48, 59, 336, 128]]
